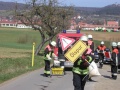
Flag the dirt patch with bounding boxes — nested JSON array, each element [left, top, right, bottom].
[[0, 47, 31, 58], [81, 31, 120, 42]]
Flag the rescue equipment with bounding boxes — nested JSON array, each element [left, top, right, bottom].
[[89, 61, 101, 77]]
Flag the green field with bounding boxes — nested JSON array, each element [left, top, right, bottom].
[[0, 27, 115, 84], [0, 27, 45, 84]]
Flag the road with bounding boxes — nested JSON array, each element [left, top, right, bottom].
[[0, 64, 120, 90]]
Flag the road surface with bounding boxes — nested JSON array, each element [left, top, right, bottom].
[[0, 64, 120, 90]]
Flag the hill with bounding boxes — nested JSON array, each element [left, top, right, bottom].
[[0, 1, 120, 16], [95, 4, 120, 15], [0, 1, 25, 10]]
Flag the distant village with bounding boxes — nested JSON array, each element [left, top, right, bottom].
[[0, 15, 120, 32]]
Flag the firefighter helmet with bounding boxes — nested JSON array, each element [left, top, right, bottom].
[[101, 41, 104, 44], [117, 42, 120, 46], [88, 34, 93, 39], [111, 42, 117, 47], [50, 41, 56, 47], [80, 35, 88, 41]]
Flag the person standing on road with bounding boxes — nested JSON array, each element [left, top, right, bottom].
[[97, 41, 106, 68], [111, 42, 119, 80], [44, 41, 56, 77], [72, 35, 93, 90], [117, 42, 120, 72], [87, 34, 95, 81], [88, 34, 94, 55]]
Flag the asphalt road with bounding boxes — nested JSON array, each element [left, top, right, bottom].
[[0, 64, 120, 90]]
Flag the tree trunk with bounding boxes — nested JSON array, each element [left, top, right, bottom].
[[35, 41, 45, 55]]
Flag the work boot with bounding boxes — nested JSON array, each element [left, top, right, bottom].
[[88, 78, 95, 82]]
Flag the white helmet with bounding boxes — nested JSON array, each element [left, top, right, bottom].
[[88, 34, 93, 39], [112, 42, 117, 47], [80, 35, 88, 41], [50, 41, 56, 47], [117, 42, 120, 46], [101, 41, 104, 44]]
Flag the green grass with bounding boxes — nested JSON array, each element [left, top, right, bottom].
[[0, 27, 41, 49], [0, 55, 44, 83], [0, 27, 46, 84], [0, 27, 113, 84]]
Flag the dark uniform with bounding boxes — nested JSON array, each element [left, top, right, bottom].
[[44, 44, 53, 77], [111, 48, 119, 80], [88, 40, 94, 54], [72, 49, 93, 90], [88, 40, 94, 81], [118, 48, 120, 70], [97, 45, 106, 68]]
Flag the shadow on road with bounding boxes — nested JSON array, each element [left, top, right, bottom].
[[102, 75, 111, 79]]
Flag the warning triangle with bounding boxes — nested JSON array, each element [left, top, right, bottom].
[[59, 35, 75, 51]]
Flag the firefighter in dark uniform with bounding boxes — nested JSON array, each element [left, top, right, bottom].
[[44, 41, 56, 77], [97, 41, 106, 68], [87, 34, 95, 81], [57, 38, 65, 72], [117, 42, 120, 72], [111, 42, 119, 80], [72, 35, 93, 90], [88, 34, 94, 55]]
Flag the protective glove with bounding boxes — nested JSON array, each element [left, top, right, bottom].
[[46, 55, 52, 60]]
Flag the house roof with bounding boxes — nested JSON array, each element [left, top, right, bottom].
[[107, 21, 119, 25]]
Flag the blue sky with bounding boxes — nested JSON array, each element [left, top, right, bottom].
[[0, 0, 120, 7]]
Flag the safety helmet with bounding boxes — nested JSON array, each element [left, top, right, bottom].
[[105, 48, 110, 52], [101, 41, 104, 44], [80, 35, 88, 41], [88, 34, 93, 39], [111, 42, 117, 47], [50, 41, 56, 47], [117, 42, 120, 46]]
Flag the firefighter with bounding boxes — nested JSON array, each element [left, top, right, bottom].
[[97, 41, 106, 68], [44, 41, 56, 77], [87, 34, 95, 81], [117, 42, 120, 72], [87, 34, 94, 55], [72, 35, 93, 90], [111, 42, 119, 80], [57, 38, 65, 72]]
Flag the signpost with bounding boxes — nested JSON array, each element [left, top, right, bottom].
[[65, 40, 88, 63], [59, 35, 75, 51]]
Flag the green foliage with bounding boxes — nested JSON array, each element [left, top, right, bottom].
[[0, 55, 44, 83], [0, 27, 45, 83], [0, 27, 41, 49]]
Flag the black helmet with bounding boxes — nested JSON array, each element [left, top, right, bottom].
[[105, 48, 110, 52]]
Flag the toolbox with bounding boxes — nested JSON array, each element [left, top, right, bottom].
[[51, 67, 64, 75]]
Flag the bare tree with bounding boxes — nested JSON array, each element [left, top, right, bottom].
[[16, 0, 74, 55]]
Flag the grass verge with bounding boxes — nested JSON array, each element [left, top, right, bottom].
[[0, 55, 44, 84]]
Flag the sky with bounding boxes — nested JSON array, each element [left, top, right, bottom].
[[0, 0, 120, 7]]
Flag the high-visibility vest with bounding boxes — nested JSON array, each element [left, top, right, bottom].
[[112, 49, 119, 54], [44, 45, 52, 60], [98, 45, 106, 51], [72, 56, 92, 75], [45, 45, 52, 51]]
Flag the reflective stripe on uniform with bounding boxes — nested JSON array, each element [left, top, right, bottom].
[[72, 67, 88, 75], [112, 73, 117, 76], [44, 70, 50, 74], [87, 56, 92, 62], [59, 59, 65, 61], [72, 56, 92, 75]]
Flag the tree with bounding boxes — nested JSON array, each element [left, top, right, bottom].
[[16, 0, 73, 55]]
